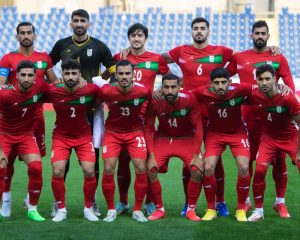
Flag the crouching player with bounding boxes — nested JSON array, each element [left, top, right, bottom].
[[248, 64, 300, 221], [48, 59, 100, 222], [144, 73, 203, 221], [192, 68, 251, 222]]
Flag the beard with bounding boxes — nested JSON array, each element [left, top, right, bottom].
[[73, 27, 87, 36], [20, 39, 33, 48], [253, 39, 267, 49]]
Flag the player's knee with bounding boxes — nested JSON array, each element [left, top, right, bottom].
[[103, 165, 115, 175], [147, 168, 158, 183], [83, 167, 95, 178], [238, 163, 249, 176], [190, 165, 202, 181], [253, 164, 268, 182], [52, 166, 65, 177], [28, 161, 42, 178], [134, 164, 146, 174], [204, 163, 214, 176]]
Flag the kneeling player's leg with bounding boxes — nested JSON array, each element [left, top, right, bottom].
[[117, 150, 131, 205]]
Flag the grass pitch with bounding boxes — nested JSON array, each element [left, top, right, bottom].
[[1, 111, 300, 240]]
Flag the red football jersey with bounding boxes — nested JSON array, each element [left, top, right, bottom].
[[227, 49, 294, 91], [192, 83, 252, 134], [114, 51, 170, 90], [48, 83, 99, 138], [145, 90, 203, 154], [0, 81, 49, 134], [99, 82, 152, 132], [168, 44, 233, 90], [248, 89, 300, 140], [0, 50, 54, 84]]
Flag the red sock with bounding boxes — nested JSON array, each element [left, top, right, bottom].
[[273, 158, 288, 198], [182, 166, 191, 203], [102, 173, 115, 210], [253, 164, 268, 208], [28, 161, 43, 206], [148, 180, 163, 208], [236, 175, 250, 209], [117, 151, 131, 204], [52, 176, 65, 208], [4, 152, 17, 192], [133, 172, 147, 211], [187, 180, 202, 208], [215, 158, 225, 203], [145, 187, 153, 204], [0, 167, 7, 201], [203, 175, 216, 210], [84, 176, 97, 208]]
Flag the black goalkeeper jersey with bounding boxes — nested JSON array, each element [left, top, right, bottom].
[[50, 36, 115, 82]]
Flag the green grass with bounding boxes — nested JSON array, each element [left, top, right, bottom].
[[1, 111, 300, 240]]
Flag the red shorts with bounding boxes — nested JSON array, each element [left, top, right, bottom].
[[256, 135, 298, 165], [33, 116, 46, 157], [102, 130, 147, 160], [51, 135, 95, 163], [0, 133, 40, 160], [154, 137, 195, 173], [204, 131, 250, 159]]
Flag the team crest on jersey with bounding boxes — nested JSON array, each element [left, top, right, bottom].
[[277, 106, 282, 113], [181, 109, 186, 115], [87, 49, 93, 57], [33, 95, 38, 103], [80, 96, 86, 104], [267, 61, 272, 65], [103, 145, 107, 153], [37, 61, 43, 68], [145, 62, 151, 68], [134, 98, 139, 106], [209, 55, 215, 63], [230, 99, 235, 106]]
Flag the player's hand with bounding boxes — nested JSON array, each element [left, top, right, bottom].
[[153, 88, 163, 100], [268, 46, 281, 56], [120, 47, 131, 59], [190, 153, 204, 172], [278, 84, 293, 96], [147, 153, 158, 172], [0, 150, 7, 166], [79, 76, 87, 88], [296, 150, 300, 173], [0, 84, 8, 90]]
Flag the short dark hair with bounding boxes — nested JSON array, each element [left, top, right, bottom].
[[127, 23, 148, 39], [191, 17, 209, 29], [210, 68, 230, 81], [252, 20, 269, 33], [162, 73, 181, 85], [61, 59, 81, 71], [71, 9, 89, 21], [16, 22, 35, 34], [116, 60, 134, 72], [17, 60, 36, 73], [255, 64, 275, 78]]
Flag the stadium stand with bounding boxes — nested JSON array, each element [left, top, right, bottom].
[[0, 6, 298, 77]]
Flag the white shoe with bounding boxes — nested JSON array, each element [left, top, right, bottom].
[[52, 209, 67, 222], [103, 209, 117, 222], [84, 207, 99, 222], [1, 192, 12, 217], [132, 211, 148, 222], [248, 209, 264, 222], [92, 201, 101, 216], [24, 197, 29, 209], [51, 202, 58, 218]]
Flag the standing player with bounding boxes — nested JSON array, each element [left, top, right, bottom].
[[162, 17, 233, 216], [48, 59, 100, 222], [191, 68, 251, 222], [144, 73, 203, 221], [0, 60, 48, 221], [113, 23, 170, 215], [0, 21, 57, 217], [247, 64, 300, 221], [98, 60, 151, 222], [49, 9, 116, 216], [226, 20, 295, 215]]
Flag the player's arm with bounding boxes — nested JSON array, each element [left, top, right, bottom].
[[0, 55, 10, 85], [225, 52, 238, 77], [45, 69, 59, 84], [278, 55, 295, 93], [189, 95, 204, 171], [49, 41, 62, 66], [144, 99, 158, 171], [293, 112, 300, 171], [99, 43, 116, 80], [161, 52, 174, 64]]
